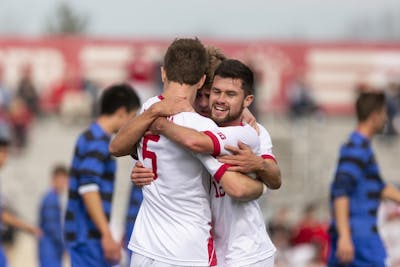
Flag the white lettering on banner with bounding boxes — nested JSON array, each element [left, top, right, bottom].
[[0, 48, 64, 91], [307, 50, 400, 106]]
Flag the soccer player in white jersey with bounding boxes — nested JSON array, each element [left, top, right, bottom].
[[144, 59, 280, 267], [110, 39, 266, 267]]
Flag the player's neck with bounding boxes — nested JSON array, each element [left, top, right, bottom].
[[96, 115, 117, 135], [356, 122, 374, 140], [163, 81, 197, 105], [219, 118, 242, 127]]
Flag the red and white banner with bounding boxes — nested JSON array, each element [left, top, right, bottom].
[[1, 37, 400, 114]]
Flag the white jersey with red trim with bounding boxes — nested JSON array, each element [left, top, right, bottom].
[[258, 123, 276, 162], [211, 123, 276, 267], [129, 96, 228, 267]]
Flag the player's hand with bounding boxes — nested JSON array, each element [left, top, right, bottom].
[[336, 235, 354, 264], [30, 226, 43, 237], [152, 96, 192, 117], [241, 108, 259, 135], [101, 233, 122, 264], [131, 161, 154, 186], [217, 142, 263, 173]]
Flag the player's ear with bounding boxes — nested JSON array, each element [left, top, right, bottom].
[[197, 74, 206, 90], [243, 94, 254, 108], [161, 67, 167, 83]]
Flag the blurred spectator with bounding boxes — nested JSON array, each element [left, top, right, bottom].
[[268, 207, 292, 266], [38, 164, 69, 267], [81, 78, 100, 118], [378, 199, 400, 267], [8, 97, 33, 151], [286, 74, 320, 118], [290, 203, 329, 264], [0, 66, 11, 111], [384, 81, 400, 136], [16, 65, 40, 116]]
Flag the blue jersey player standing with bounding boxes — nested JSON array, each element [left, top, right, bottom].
[[329, 91, 400, 267], [38, 164, 68, 267], [64, 83, 141, 267]]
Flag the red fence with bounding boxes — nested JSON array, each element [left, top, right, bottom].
[[1, 37, 400, 114]]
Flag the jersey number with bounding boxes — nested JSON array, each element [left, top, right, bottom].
[[142, 134, 160, 180], [212, 180, 225, 198]]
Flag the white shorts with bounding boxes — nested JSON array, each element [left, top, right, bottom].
[[238, 255, 275, 267], [130, 253, 209, 267]]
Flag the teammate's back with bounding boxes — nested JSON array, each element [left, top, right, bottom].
[[129, 96, 222, 266]]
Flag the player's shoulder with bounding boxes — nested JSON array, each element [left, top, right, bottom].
[[172, 112, 218, 130], [256, 123, 272, 138], [141, 95, 162, 111]]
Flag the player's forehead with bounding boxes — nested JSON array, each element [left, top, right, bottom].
[[212, 76, 243, 92]]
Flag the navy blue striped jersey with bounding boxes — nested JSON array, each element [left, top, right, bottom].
[[64, 123, 116, 245], [124, 185, 142, 246], [329, 131, 386, 237]]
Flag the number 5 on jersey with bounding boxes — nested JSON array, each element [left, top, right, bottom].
[[142, 134, 160, 180]]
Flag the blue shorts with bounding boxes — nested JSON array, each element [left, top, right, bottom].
[[38, 239, 63, 267], [0, 247, 7, 267], [328, 235, 387, 267], [68, 241, 114, 267]]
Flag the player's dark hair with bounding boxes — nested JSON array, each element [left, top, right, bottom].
[[52, 164, 69, 177], [214, 59, 254, 96], [356, 91, 386, 122], [99, 83, 141, 115], [163, 38, 208, 85]]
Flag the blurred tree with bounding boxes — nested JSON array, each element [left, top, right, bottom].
[[44, 2, 89, 35]]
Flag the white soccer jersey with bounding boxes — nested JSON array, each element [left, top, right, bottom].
[[211, 123, 276, 267], [128, 96, 229, 267]]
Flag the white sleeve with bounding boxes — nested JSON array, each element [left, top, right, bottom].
[[194, 153, 230, 182], [173, 112, 226, 156], [257, 123, 277, 162], [204, 124, 260, 156]]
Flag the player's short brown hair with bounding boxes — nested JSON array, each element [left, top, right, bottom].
[[203, 46, 226, 90], [163, 38, 208, 85], [356, 91, 386, 122]]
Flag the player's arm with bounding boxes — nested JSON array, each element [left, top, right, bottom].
[[79, 146, 121, 263], [198, 154, 264, 201], [218, 171, 265, 201], [150, 117, 216, 154], [381, 184, 400, 203], [218, 142, 281, 189], [333, 196, 354, 264], [1, 210, 41, 237], [81, 190, 121, 263], [109, 97, 191, 157]]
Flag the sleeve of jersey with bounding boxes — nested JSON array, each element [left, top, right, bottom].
[[176, 112, 223, 157], [203, 125, 260, 156], [257, 123, 277, 163], [195, 153, 231, 182], [77, 143, 107, 195]]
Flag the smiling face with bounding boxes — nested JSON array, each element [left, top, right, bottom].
[[209, 75, 253, 126]]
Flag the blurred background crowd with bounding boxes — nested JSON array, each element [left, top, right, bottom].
[[0, 0, 400, 266]]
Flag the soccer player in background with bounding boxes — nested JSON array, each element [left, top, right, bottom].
[[328, 91, 400, 267], [0, 138, 41, 267], [38, 164, 69, 267], [63, 83, 141, 267]]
